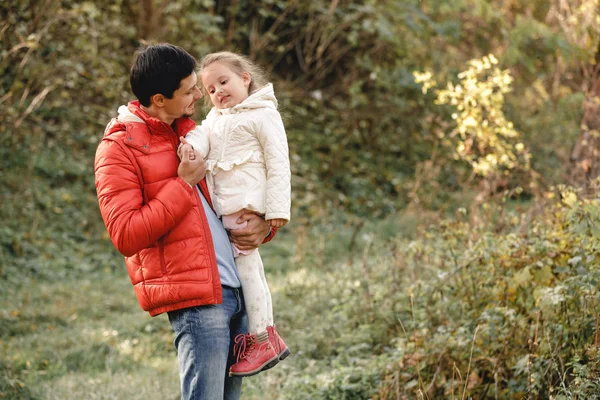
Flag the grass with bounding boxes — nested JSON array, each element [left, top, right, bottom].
[[1, 208, 410, 400], [5, 174, 598, 399], [1, 268, 180, 399]]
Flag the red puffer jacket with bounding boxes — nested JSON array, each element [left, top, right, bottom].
[[95, 101, 250, 316]]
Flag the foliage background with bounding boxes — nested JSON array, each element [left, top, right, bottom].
[[1, 0, 600, 398]]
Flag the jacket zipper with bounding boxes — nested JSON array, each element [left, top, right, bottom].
[[158, 128, 180, 277]]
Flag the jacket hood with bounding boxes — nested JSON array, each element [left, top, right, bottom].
[[117, 104, 144, 123], [214, 83, 277, 116]]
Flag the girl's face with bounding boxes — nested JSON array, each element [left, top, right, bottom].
[[201, 62, 251, 109]]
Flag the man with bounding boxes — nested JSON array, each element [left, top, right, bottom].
[[94, 43, 275, 399]]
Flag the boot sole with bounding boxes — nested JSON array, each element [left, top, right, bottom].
[[229, 348, 292, 377], [229, 354, 280, 377], [278, 348, 290, 361], [261, 347, 290, 373]]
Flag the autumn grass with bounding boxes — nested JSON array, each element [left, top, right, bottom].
[[1, 270, 175, 399], [3, 196, 600, 399], [1, 208, 415, 400]]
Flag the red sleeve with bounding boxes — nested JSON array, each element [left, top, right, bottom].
[[94, 137, 196, 257], [263, 226, 277, 244]]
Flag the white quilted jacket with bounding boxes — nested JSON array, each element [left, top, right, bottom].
[[185, 83, 291, 221]]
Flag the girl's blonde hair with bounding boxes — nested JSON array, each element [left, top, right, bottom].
[[198, 51, 268, 105]]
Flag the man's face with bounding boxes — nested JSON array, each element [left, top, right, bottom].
[[163, 72, 203, 120]]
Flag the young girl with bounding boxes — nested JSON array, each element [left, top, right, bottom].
[[182, 52, 291, 377]]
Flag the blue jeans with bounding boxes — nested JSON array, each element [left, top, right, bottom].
[[168, 286, 248, 400]]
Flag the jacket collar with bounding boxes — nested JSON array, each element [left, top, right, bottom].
[[214, 83, 277, 116], [126, 100, 196, 137]]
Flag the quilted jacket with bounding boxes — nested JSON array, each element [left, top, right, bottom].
[[95, 101, 276, 316], [185, 83, 291, 221]]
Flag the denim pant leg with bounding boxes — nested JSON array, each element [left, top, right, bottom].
[[168, 287, 248, 400]]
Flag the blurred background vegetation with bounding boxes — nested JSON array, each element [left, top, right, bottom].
[[2, 0, 600, 398]]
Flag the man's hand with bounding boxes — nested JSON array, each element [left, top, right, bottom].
[[229, 211, 270, 251], [267, 218, 287, 228], [177, 144, 206, 186]]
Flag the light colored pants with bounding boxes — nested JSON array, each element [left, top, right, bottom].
[[222, 212, 274, 334]]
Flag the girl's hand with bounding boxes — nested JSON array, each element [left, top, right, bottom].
[[177, 144, 206, 186], [178, 143, 196, 160], [268, 218, 287, 228], [179, 137, 197, 160]]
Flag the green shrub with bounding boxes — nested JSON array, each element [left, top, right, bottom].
[[372, 191, 600, 398], [247, 191, 600, 399]]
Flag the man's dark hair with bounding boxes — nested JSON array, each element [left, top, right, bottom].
[[130, 43, 197, 107]]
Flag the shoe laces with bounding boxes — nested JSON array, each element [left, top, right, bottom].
[[233, 333, 255, 362]]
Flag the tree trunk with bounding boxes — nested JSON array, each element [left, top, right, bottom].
[[570, 42, 600, 192], [135, 0, 165, 40]]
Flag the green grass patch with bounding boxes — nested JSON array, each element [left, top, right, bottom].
[[2, 176, 600, 399]]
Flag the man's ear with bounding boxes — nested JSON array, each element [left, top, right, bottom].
[[242, 72, 251, 88], [150, 93, 165, 108]]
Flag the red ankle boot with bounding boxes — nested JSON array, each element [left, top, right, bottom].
[[229, 332, 279, 377], [267, 325, 290, 361]]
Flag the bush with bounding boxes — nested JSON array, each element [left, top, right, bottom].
[[375, 191, 600, 398], [262, 191, 600, 398]]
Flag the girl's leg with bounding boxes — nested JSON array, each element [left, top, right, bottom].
[[256, 255, 274, 326], [222, 212, 281, 376], [222, 211, 271, 330], [229, 250, 280, 377], [253, 245, 290, 362], [235, 250, 269, 334]]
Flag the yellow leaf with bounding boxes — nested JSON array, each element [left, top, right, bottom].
[[533, 265, 554, 286], [562, 192, 577, 207], [513, 267, 532, 287]]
